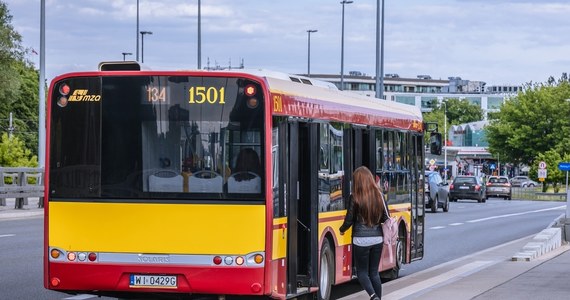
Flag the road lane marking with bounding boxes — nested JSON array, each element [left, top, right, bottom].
[[0, 234, 15, 238], [338, 235, 533, 300], [449, 222, 463, 226], [429, 226, 445, 230], [467, 205, 565, 223], [65, 294, 96, 299], [383, 260, 496, 300]]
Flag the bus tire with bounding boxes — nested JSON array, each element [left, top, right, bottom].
[[318, 238, 334, 300]]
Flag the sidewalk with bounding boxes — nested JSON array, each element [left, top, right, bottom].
[[0, 197, 44, 220], [340, 215, 570, 300]]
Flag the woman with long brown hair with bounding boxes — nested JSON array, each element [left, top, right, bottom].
[[340, 166, 388, 300]]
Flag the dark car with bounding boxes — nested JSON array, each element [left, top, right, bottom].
[[485, 176, 512, 200], [424, 171, 450, 213], [449, 175, 486, 203]]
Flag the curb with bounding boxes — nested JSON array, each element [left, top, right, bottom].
[[511, 214, 565, 261], [0, 210, 43, 220], [0, 197, 43, 220]]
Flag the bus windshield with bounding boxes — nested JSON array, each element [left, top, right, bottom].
[[49, 75, 264, 200]]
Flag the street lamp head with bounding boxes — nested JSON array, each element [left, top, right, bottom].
[[140, 31, 153, 35], [341, 0, 354, 4], [307, 29, 318, 33], [122, 52, 133, 56]]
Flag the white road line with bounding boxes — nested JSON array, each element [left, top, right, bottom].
[[0, 234, 15, 238], [64, 294, 97, 300], [449, 222, 463, 226], [467, 205, 565, 223], [429, 226, 445, 230], [383, 260, 496, 300]]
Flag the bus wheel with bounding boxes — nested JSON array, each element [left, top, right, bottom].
[[318, 239, 334, 300]]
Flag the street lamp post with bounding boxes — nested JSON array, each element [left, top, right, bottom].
[[375, 0, 385, 99], [140, 31, 153, 63], [136, 0, 140, 61], [442, 101, 447, 182], [340, 0, 353, 91], [39, 0, 46, 167], [122, 52, 133, 61], [307, 29, 318, 77], [197, 0, 201, 69]]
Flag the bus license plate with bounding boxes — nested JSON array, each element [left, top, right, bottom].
[[130, 274, 177, 288]]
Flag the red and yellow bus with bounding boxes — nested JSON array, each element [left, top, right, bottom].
[[44, 61, 432, 299]]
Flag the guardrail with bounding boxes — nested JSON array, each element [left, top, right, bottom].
[[534, 192, 566, 201], [511, 187, 567, 201], [0, 167, 44, 209]]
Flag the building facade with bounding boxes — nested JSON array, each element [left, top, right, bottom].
[[309, 73, 521, 118], [309, 73, 522, 177]]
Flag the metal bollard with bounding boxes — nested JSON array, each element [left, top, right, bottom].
[[15, 171, 25, 209]]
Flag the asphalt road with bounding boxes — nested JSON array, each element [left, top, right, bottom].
[[0, 199, 565, 300], [330, 198, 565, 299]]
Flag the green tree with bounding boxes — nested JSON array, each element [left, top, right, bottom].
[[485, 80, 570, 166], [423, 98, 484, 146], [0, 1, 25, 106], [10, 60, 39, 156], [443, 98, 484, 125], [529, 151, 570, 193], [0, 1, 39, 156], [0, 133, 37, 167]]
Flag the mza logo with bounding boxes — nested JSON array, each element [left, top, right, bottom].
[[69, 89, 101, 102]]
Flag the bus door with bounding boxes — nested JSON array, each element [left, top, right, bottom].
[[410, 135, 425, 260], [283, 121, 318, 296]]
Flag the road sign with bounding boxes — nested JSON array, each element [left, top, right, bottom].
[[559, 162, 570, 171], [538, 169, 547, 179], [490, 163, 496, 170], [539, 161, 547, 169]]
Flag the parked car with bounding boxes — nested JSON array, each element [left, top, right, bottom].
[[424, 171, 450, 213], [521, 178, 540, 188], [510, 176, 532, 187], [449, 175, 486, 203], [485, 176, 512, 200]]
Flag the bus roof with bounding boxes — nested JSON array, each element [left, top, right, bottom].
[[216, 68, 423, 131], [264, 75, 423, 132], [59, 62, 424, 132]]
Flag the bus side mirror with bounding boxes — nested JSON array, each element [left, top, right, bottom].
[[430, 132, 442, 155]]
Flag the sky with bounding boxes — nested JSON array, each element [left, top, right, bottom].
[[5, 0, 570, 86]]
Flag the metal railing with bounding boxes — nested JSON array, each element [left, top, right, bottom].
[[511, 187, 566, 201], [0, 167, 44, 209]]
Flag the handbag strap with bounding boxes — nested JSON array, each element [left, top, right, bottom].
[[381, 192, 390, 217]]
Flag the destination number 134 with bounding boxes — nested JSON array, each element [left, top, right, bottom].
[[189, 86, 226, 104]]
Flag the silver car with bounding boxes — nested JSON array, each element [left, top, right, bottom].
[[510, 176, 533, 187], [424, 171, 450, 213], [521, 178, 540, 187]]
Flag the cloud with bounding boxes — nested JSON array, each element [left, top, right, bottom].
[[6, 0, 570, 85]]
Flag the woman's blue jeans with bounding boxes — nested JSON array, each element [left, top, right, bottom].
[[353, 243, 384, 298]]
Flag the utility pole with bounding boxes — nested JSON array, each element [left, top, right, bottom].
[[307, 29, 318, 77], [8, 112, 14, 138], [340, 1, 353, 91]]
